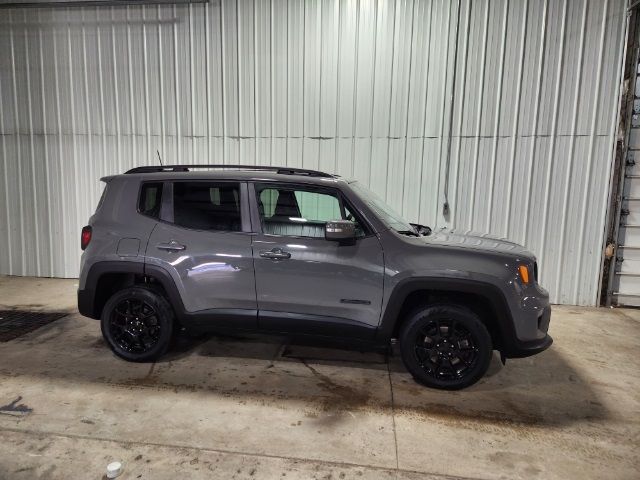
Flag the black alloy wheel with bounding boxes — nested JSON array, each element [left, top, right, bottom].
[[101, 286, 174, 362], [109, 298, 161, 354], [413, 318, 479, 381], [399, 304, 492, 390]]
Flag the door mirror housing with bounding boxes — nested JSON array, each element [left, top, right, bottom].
[[325, 220, 356, 245]]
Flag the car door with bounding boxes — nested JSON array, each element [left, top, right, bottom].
[[145, 180, 257, 328], [250, 182, 385, 337]]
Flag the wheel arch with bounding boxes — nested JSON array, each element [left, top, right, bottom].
[[78, 261, 186, 320], [376, 278, 516, 350]]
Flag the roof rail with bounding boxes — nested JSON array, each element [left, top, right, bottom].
[[124, 164, 334, 178]]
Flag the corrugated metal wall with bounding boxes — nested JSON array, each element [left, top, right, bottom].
[[0, 0, 628, 305]]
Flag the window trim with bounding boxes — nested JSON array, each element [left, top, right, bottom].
[[155, 179, 251, 234], [250, 182, 375, 240]]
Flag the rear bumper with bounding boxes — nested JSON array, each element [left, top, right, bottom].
[[78, 288, 98, 319]]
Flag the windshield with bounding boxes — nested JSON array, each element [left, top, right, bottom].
[[350, 181, 414, 233]]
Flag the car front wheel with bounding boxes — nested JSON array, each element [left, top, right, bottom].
[[399, 304, 492, 390], [100, 286, 174, 362]]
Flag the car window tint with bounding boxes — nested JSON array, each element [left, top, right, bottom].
[[138, 182, 163, 218], [256, 185, 364, 238], [259, 188, 279, 218], [173, 182, 241, 232], [294, 191, 342, 222]]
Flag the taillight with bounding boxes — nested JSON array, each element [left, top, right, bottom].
[[81, 226, 92, 250]]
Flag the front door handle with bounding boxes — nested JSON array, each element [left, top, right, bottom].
[[259, 248, 291, 260], [156, 240, 186, 252]]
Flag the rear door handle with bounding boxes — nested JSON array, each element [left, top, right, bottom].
[[259, 248, 291, 260], [156, 241, 186, 252]]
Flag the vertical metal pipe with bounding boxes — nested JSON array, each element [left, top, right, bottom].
[[435, 0, 454, 226], [450, 0, 471, 229], [441, 0, 462, 225]]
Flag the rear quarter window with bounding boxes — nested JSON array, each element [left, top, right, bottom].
[[138, 182, 163, 218]]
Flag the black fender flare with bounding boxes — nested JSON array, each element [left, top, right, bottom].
[[143, 264, 190, 321], [78, 261, 188, 320], [375, 277, 516, 347], [78, 261, 144, 319]]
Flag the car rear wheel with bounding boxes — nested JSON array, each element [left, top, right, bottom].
[[399, 304, 492, 390], [101, 286, 174, 362]]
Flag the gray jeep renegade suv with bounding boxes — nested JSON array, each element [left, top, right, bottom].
[[78, 164, 552, 390]]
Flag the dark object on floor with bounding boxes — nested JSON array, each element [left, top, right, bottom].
[[0, 310, 67, 342]]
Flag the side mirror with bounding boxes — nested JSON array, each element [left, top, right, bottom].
[[325, 220, 356, 245]]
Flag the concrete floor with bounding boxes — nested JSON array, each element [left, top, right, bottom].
[[0, 276, 638, 480]]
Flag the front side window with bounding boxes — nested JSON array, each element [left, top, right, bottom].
[[256, 185, 365, 238], [138, 182, 163, 218], [173, 182, 241, 232]]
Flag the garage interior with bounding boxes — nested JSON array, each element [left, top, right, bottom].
[[0, 0, 639, 479]]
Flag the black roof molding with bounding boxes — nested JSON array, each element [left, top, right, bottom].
[[125, 164, 335, 178]]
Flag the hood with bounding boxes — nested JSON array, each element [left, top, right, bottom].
[[420, 228, 535, 260]]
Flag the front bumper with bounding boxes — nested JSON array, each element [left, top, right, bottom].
[[503, 305, 553, 358]]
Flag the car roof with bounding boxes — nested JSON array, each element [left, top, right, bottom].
[[103, 169, 349, 187]]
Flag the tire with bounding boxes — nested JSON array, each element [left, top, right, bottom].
[[399, 304, 492, 390], [100, 286, 174, 362]]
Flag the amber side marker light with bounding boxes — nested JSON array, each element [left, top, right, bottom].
[[518, 264, 530, 284]]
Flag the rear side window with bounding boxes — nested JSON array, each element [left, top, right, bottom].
[[173, 182, 241, 232], [139, 182, 163, 218]]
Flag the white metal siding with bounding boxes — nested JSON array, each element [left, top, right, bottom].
[[0, 0, 628, 306]]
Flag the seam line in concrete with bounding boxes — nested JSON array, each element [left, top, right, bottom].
[[0, 426, 482, 480], [387, 354, 400, 472]]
